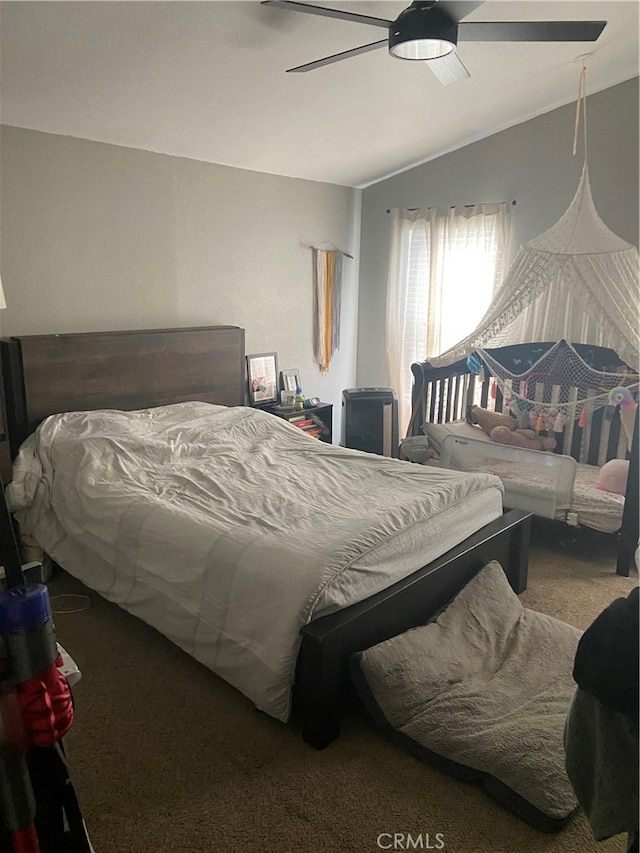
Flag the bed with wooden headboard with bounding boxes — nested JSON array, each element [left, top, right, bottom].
[[0, 325, 531, 749], [1, 326, 247, 457]]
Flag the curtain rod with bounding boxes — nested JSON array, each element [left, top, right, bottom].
[[385, 200, 516, 213], [309, 244, 354, 259]]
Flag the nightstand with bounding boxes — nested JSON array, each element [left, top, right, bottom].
[[264, 403, 333, 443]]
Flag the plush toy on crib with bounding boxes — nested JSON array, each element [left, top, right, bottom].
[[467, 404, 556, 452], [609, 386, 638, 453], [597, 459, 630, 496], [608, 386, 636, 410]]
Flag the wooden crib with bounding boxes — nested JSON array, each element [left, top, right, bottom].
[[409, 342, 638, 576]]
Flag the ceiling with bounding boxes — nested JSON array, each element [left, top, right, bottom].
[[1, 1, 638, 188]]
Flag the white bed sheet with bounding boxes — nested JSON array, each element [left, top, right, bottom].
[[7, 402, 503, 721], [563, 463, 625, 534]]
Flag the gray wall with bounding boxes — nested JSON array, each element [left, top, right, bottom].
[[357, 77, 639, 388], [1, 78, 637, 426], [0, 127, 362, 434]]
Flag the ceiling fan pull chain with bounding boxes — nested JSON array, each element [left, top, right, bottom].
[[572, 63, 588, 157]]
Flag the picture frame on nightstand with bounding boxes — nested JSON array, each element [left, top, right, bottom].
[[280, 368, 301, 392], [247, 352, 278, 406]]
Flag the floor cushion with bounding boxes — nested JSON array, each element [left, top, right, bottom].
[[350, 561, 581, 832]]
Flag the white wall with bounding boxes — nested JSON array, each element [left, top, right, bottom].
[[0, 127, 362, 436], [357, 77, 639, 389]]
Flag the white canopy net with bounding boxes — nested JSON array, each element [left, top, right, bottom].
[[417, 66, 639, 432], [432, 160, 639, 377], [427, 157, 639, 426], [428, 66, 640, 428], [429, 63, 639, 386]]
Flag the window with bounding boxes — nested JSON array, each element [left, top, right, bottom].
[[386, 203, 512, 434]]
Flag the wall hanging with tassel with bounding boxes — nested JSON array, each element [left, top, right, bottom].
[[312, 245, 350, 374]]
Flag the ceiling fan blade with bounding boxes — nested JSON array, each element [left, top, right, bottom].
[[458, 20, 607, 43], [426, 50, 471, 86], [261, 1, 391, 29], [437, 2, 485, 24], [286, 40, 387, 72]]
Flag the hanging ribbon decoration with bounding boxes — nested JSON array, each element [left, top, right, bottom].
[[313, 247, 344, 374]]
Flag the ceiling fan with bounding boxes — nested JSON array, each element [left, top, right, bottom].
[[261, 1, 606, 85]]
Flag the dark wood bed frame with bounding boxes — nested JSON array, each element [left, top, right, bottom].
[[0, 326, 531, 749], [409, 341, 639, 578]]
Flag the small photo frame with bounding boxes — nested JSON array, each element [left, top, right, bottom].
[[280, 368, 301, 392], [280, 389, 296, 408], [247, 352, 278, 406]]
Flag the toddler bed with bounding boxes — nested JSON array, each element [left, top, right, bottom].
[[1, 326, 531, 748], [405, 341, 638, 575]]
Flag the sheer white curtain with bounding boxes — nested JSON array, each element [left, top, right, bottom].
[[385, 203, 512, 435]]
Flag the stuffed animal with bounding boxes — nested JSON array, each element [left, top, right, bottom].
[[608, 386, 638, 453], [467, 404, 518, 435], [490, 425, 557, 452], [468, 404, 557, 450], [608, 386, 636, 410], [509, 398, 534, 430], [597, 458, 630, 496]]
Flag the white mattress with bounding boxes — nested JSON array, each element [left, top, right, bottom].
[[7, 402, 503, 721], [564, 463, 625, 534]]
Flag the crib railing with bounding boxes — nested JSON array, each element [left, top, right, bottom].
[[410, 344, 632, 467]]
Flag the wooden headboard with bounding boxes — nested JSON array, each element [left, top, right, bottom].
[[0, 325, 245, 457]]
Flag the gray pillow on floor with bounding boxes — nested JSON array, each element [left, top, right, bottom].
[[351, 560, 581, 829]]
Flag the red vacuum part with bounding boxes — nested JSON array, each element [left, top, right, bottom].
[[15, 655, 74, 748]]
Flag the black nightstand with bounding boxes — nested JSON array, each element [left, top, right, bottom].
[[264, 403, 333, 443]]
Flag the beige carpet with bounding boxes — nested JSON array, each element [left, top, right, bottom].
[[49, 518, 637, 853]]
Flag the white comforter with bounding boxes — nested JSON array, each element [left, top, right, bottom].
[[7, 402, 503, 721]]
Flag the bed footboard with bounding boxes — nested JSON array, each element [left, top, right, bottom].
[[295, 509, 531, 749]]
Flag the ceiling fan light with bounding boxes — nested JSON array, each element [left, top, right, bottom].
[[389, 2, 458, 61], [390, 38, 454, 60]]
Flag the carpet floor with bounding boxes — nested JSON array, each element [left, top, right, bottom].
[[50, 518, 637, 853]]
